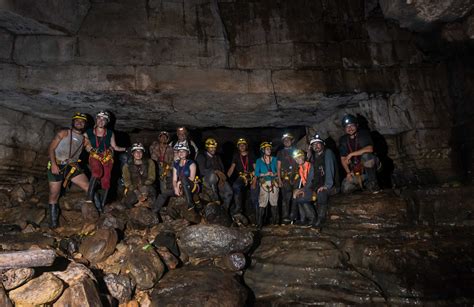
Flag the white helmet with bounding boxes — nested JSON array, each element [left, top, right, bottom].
[[174, 143, 190, 153], [131, 142, 145, 153], [310, 133, 325, 145], [96, 110, 110, 122]]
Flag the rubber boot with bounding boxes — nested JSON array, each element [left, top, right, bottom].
[[281, 197, 291, 225], [87, 177, 98, 202], [94, 191, 102, 212], [295, 203, 307, 226], [49, 203, 60, 229], [98, 189, 108, 214], [271, 206, 279, 225], [232, 193, 242, 216], [257, 207, 264, 230], [313, 203, 328, 228], [365, 167, 380, 192], [303, 203, 316, 225], [182, 177, 195, 210]]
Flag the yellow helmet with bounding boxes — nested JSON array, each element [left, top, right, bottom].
[[260, 141, 272, 153], [292, 149, 305, 160], [72, 112, 87, 121], [205, 138, 218, 149], [281, 133, 294, 141], [236, 138, 248, 147]]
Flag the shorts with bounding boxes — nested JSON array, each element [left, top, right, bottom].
[[47, 162, 83, 182]]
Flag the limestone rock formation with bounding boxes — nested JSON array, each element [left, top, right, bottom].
[[8, 272, 64, 306]]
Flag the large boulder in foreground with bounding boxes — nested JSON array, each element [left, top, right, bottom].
[[151, 267, 248, 306], [178, 225, 254, 258]]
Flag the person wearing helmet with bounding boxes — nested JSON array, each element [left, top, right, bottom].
[[84, 110, 126, 213], [46, 112, 90, 228], [255, 141, 279, 228], [339, 114, 380, 193], [277, 132, 298, 225], [150, 131, 175, 214], [172, 143, 199, 209], [309, 133, 339, 228], [121, 143, 157, 208], [292, 149, 316, 227], [227, 138, 258, 221], [170, 127, 199, 160], [196, 138, 233, 209]]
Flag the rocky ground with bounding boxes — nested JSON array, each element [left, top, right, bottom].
[[0, 176, 473, 306]]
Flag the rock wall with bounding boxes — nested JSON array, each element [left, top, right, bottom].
[[0, 107, 55, 180]]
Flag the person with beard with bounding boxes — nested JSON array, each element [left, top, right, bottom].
[[84, 110, 126, 213], [47, 112, 90, 228], [170, 127, 199, 160]]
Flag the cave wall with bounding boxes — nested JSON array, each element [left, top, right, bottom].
[[0, 108, 56, 179]]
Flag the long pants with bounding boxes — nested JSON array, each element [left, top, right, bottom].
[[232, 177, 259, 216], [204, 173, 233, 208], [281, 180, 298, 221], [89, 157, 113, 190], [259, 181, 279, 208], [123, 185, 157, 208], [342, 153, 378, 194]]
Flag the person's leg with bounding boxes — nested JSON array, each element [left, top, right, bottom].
[[281, 182, 293, 223], [313, 189, 329, 227], [361, 153, 379, 191], [71, 173, 89, 194], [341, 175, 359, 194], [123, 190, 139, 208], [231, 178, 245, 216], [48, 180, 62, 228], [269, 186, 280, 225], [221, 181, 233, 211]]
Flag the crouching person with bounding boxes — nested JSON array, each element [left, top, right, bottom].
[[310, 134, 339, 228], [173, 143, 199, 210], [122, 143, 157, 208], [292, 149, 316, 227]]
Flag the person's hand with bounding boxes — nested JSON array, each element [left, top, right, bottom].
[[317, 186, 327, 193], [138, 194, 147, 202], [346, 153, 353, 160], [51, 163, 60, 175]]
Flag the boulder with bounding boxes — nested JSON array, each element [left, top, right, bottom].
[[156, 246, 179, 270], [79, 228, 118, 264], [214, 253, 246, 271], [104, 273, 133, 304], [128, 207, 160, 228], [151, 267, 248, 306], [52, 262, 96, 286], [152, 230, 179, 256], [204, 202, 232, 227], [9, 272, 64, 306], [178, 225, 254, 258], [126, 247, 165, 290], [0, 284, 13, 307], [1, 268, 34, 290], [53, 277, 102, 307]]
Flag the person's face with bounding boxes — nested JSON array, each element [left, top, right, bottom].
[[177, 128, 187, 141], [283, 137, 293, 148], [159, 134, 169, 143], [344, 123, 357, 136], [264, 147, 272, 156], [73, 119, 86, 131], [295, 156, 304, 165], [238, 143, 247, 153], [315, 142, 324, 154], [96, 116, 108, 128], [207, 146, 216, 155], [178, 149, 188, 159], [133, 150, 143, 160]]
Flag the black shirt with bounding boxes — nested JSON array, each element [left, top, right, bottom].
[[339, 129, 373, 157], [231, 152, 256, 173], [277, 147, 297, 172], [196, 152, 225, 177]]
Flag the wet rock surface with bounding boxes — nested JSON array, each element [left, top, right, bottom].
[[151, 267, 249, 306], [8, 272, 64, 306]]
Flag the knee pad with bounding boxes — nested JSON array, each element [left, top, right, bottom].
[[207, 173, 218, 185], [361, 153, 376, 168]]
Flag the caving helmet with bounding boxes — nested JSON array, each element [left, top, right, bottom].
[[236, 138, 248, 147], [72, 112, 87, 121], [281, 133, 294, 141], [310, 133, 325, 145], [159, 131, 170, 140], [341, 114, 357, 128], [205, 138, 218, 149], [96, 110, 111, 122], [292, 149, 305, 160], [131, 142, 145, 153], [174, 143, 190, 153]]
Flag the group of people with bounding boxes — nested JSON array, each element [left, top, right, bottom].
[[47, 111, 380, 229]]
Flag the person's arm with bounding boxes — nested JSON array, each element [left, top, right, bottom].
[[227, 163, 236, 178], [122, 165, 134, 191], [48, 130, 67, 175], [189, 162, 197, 182], [149, 142, 158, 161], [172, 167, 180, 196], [346, 145, 373, 160], [255, 160, 262, 178], [145, 160, 156, 186], [110, 132, 126, 152], [196, 154, 211, 177]]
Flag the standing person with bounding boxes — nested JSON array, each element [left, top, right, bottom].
[[310, 134, 339, 227], [121, 143, 157, 208], [84, 110, 126, 213], [227, 138, 258, 219], [47, 112, 90, 228], [196, 138, 233, 209], [255, 142, 279, 228], [277, 133, 298, 224], [172, 143, 199, 209], [170, 127, 199, 160], [150, 131, 175, 214], [339, 114, 380, 193], [292, 149, 316, 226]]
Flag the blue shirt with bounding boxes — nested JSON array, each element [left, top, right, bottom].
[[255, 156, 278, 181]]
